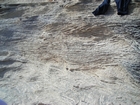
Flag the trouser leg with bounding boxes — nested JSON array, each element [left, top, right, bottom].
[[115, 0, 131, 15], [92, 0, 110, 16]]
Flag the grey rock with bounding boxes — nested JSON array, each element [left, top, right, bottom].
[[0, 0, 140, 105]]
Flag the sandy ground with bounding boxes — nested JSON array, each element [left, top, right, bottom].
[[0, 0, 140, 105]]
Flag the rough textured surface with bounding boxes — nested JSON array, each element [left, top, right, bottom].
[[0, 0, 140, 105]]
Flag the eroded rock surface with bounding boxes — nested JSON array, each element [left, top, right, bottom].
[[0, 0, 140, 105]]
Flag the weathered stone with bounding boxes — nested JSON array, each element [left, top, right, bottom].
[[0, 0, 140, 105]]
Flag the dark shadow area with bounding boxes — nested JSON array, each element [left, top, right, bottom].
[[0, 5, 24, 19], [0, 51, 9, 56], [1, 10, 24, 19], [38, 103, 51, 105], [124, 19, 140, 40], [0, 59, 15, 65], [0, 68, 9, 78], [0, 7, 11, 14], [105, 6, 115, 15], [22, 16, 39, 30], [0, 66, 20, 78], [127, 62, 140, 83], [25, 24, 38, 30], [0, 29, 14, 38], [0, 29, 15, 45], [23, 16, 38, 22]]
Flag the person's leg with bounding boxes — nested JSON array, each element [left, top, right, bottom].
[[92, 0, 110, 16], [115, 0, 131, 15]]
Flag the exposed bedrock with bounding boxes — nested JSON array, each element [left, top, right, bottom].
[[0, 0, 140, 105]]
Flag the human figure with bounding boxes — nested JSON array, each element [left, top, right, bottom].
[[92, 0, 131, 16]]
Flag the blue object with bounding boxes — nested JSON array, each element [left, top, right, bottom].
[[92, 0, 131, 16], [0, 100, 7, 105]]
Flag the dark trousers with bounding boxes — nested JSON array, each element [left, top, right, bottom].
[[92, 0, 131, 16]]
